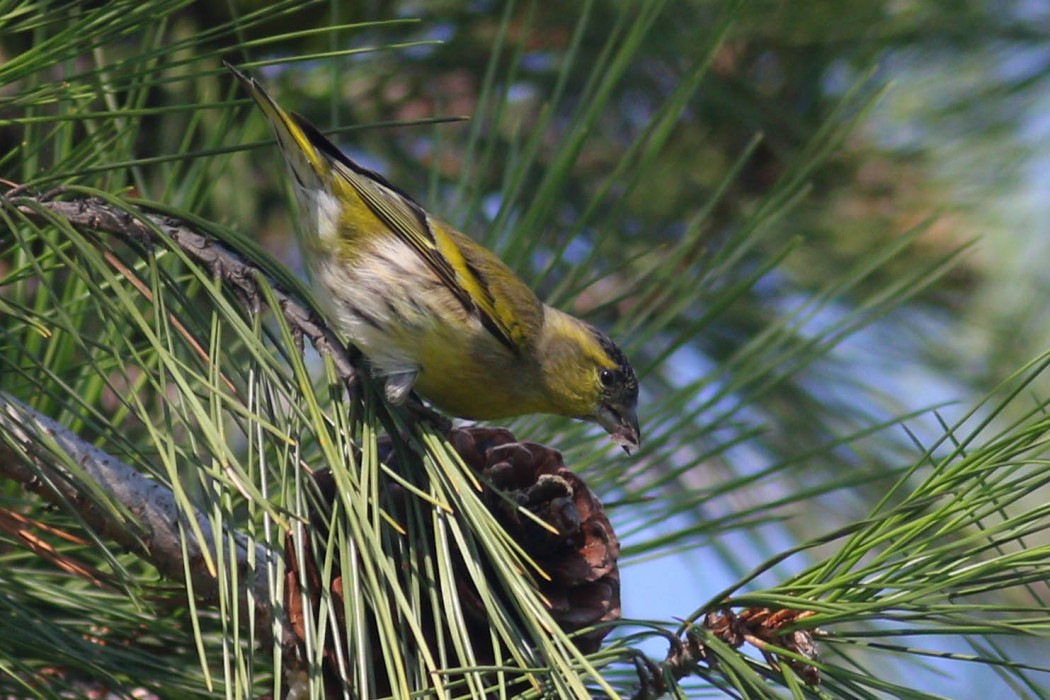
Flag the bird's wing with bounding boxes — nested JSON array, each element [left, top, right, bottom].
[[352, 171, 531, 353], [290, 115, 535, 354]]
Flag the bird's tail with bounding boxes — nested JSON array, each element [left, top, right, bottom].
[[225, 61, 328, 190]]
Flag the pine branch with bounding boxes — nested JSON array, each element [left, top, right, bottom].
[[627, 605, 823, 698], [2, 188, 359, 389], [0, 390, 290, 648]]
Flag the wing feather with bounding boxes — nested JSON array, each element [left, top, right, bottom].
[[291, 115, 536, 354]]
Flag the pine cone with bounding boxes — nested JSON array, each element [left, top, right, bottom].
[[283, 426, 622, 695], [449, 427, 621, 653]]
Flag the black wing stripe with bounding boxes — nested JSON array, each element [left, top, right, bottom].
[[462, 257, 519, 354], [359, 185, 474, 312], [371, 199, 518, 354]]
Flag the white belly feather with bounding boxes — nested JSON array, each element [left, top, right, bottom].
[[294, 185, 480, 379]]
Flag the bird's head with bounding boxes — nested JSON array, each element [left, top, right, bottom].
[[538, 309, 641, 453]]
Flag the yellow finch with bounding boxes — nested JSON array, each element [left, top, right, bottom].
[[227, 63, 640, 450]]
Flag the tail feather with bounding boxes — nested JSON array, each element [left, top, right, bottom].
[[224, 61, 325, 189]]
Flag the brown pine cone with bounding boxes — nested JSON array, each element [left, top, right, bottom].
[[449, 427, 621, 653], [283, 426, 622, 696]]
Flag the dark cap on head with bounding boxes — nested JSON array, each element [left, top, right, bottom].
[[591, 329, 641, 452]]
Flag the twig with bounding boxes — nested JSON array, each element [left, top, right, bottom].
[[629, 606, 822, 698]]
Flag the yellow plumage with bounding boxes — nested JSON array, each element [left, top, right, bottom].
[[227, 62, 640, 450]]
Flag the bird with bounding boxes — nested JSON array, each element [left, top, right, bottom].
[[226, 62, 640, 451]]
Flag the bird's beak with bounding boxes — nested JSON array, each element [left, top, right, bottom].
[[595, 404, 641, 455]]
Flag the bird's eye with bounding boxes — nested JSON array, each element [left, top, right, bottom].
[[599, 369, 616, 386]]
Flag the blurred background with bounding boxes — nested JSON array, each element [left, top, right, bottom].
[[224, 6, 1049, 693], [4, 0, 1050, 697]]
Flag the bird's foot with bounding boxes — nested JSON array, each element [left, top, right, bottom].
[[380, 370, 451, 435], [383, 370, 419, 405]]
